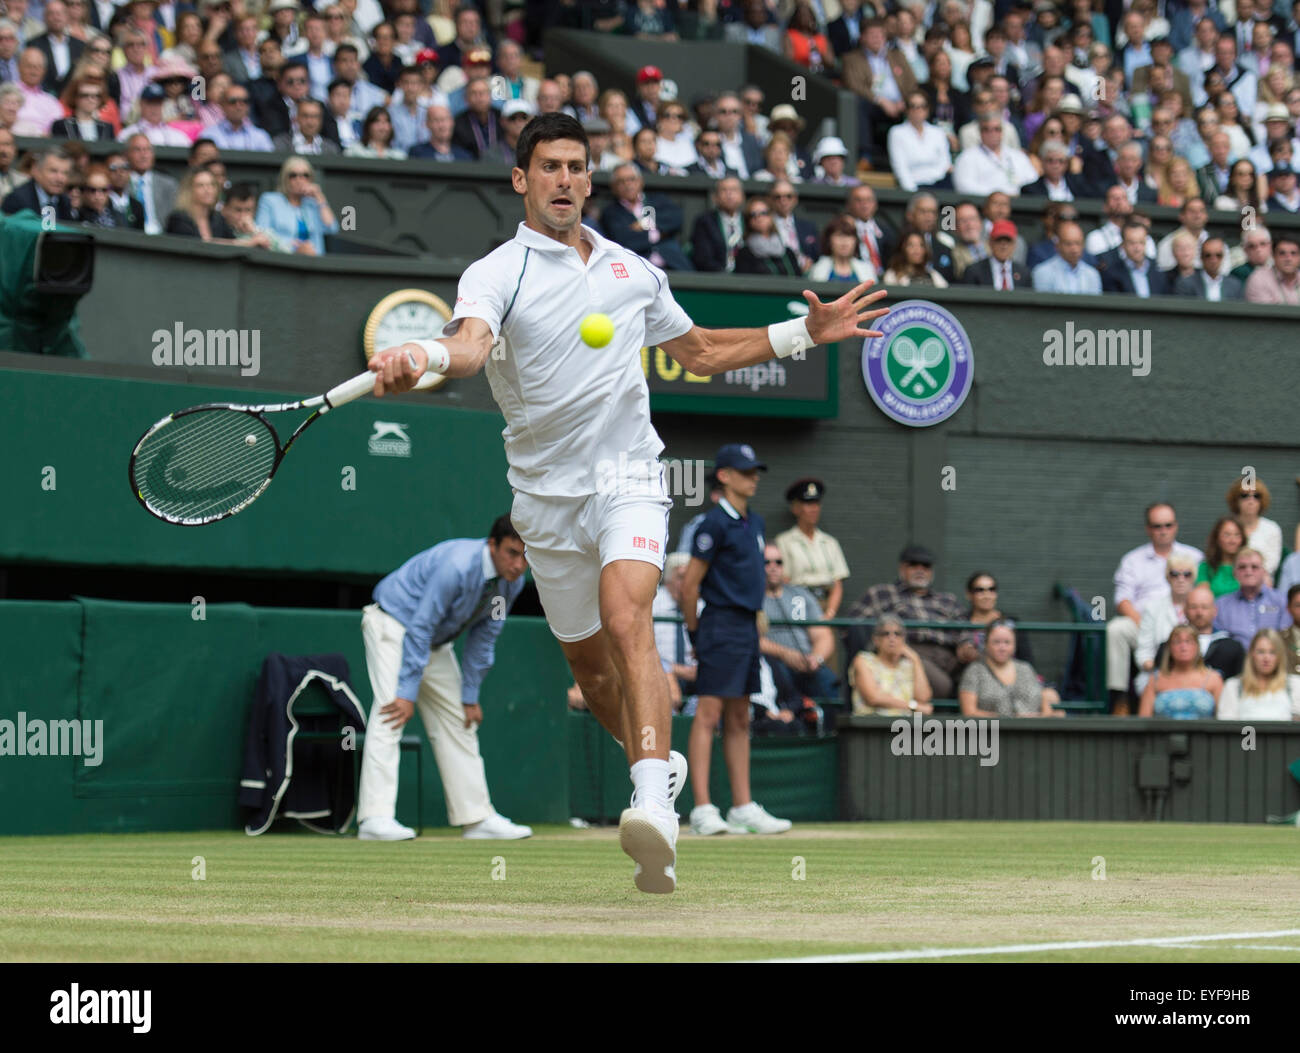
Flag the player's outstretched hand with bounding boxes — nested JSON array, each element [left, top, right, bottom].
[[368, 343, 426, 396], [802, 280, 890, 345]]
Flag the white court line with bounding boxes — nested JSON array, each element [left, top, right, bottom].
[[751, 929, 1300, 963]]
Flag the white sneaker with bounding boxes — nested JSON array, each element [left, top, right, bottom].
[[689, 803, 730, 836], [462, 812, 533, 839], [629, 750, 689, 810], [619, 804, 678, 894], [357, 817, 416, 841], [726, 802, 793, 835]]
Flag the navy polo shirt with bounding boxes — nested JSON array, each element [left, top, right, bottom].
[[691, 498, 765, 611]]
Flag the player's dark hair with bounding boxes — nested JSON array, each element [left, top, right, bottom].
[[515, 112, 589, 172], [490, 515, 522, 545]]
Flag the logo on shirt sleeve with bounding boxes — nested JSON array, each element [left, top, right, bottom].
[[696, 534, 713, 552], [611, 263, 629, 280], [632, 536, 646, 549]]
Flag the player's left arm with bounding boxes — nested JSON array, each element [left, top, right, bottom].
[[660, 281, 889, 377]]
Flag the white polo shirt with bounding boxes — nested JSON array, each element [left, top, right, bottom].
[[446, 222, 694, 498]]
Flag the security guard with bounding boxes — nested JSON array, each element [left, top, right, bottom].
[[775, 477, 851, 618], [679, 443, 793, 837]]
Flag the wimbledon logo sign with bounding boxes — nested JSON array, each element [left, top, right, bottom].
[[861, 299, 974, 427]]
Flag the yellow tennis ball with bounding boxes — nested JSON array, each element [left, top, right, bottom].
[[579, 312, 615, 348]]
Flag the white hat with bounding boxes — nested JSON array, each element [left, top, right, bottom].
[[502, 98, 535, 119], [813, 136, 848, 163]]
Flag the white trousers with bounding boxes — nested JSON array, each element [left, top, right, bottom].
[[1106, 614, 1140, 692], [357, 604, 493, 827]]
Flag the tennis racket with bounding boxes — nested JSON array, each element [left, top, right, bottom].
[[129, 358, 441, 526]]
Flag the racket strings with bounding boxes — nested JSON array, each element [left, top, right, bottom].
[[132, 409, 277, 522]]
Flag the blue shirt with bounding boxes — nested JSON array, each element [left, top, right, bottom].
[[254, 191, 338, 256], [387, 102, 429, 152], [691, 498, 765, 612], [1213, 586, 1291, 648], [1126, 258, 1151, 298], [373, 537, 525, 703], [1032, 254, 1103, 294]]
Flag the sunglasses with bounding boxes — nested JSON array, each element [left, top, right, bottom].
[[288, 171, 312, 178], [1168, 570, 1194, 578], [84, 186, 109, 193], [971, 584, 997, 592], [1148, 521, 1176, 529], [765, 558, 783, 565], [875, 628, 905, 637], [1239, 492, 1261, 500]]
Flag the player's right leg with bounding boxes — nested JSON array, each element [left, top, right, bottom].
[[356, 603, 415, 841]]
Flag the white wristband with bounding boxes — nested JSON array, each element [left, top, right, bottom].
[[767, 317, 812, 359], [409, 339, 451, 375]]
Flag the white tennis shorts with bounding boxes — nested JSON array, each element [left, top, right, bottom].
[[511, 481, 671, 643]]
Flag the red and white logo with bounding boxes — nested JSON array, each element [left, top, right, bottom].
[[648, 539, 660, 553], [611, 263, 629, 279], [632, 536, 646, 549]]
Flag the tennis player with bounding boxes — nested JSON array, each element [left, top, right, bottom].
[[367, 113, 889, 894]]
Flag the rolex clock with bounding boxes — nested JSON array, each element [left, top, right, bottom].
[[363, 289, 453, 390]]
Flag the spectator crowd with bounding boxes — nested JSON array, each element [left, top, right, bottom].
[[0, 0, 1297, 292]]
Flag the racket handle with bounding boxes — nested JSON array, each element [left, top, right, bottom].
[[324, 368, 445, 408]]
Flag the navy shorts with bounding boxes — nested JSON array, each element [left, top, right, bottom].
[[694, 605, 761, 699]]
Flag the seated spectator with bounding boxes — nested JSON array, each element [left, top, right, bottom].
[[1245, 231, 1300, 302], [783, 0, 831, 75], [1134, 554, 1199, 693], [1266, 161, 1300, 212], [273, 98, 340, 155], [849, 614, 934, 716], [1099, 220, 1170, 295], [389, 65, 432, 149], [582, 117, 622, 172], [1283, 587, 1300, 674], [948, 201, 988, 280], [1031, 220, 1101, 292], [409, 104, 471, 161], [118, 82, 189, 146], [887, 90, 953, 191], [483, 98, 532, 166], [809, 136, 859, 186], [1215, 156, 1266, 213], [953, 114, 1037, 195], [1160, 155, 1202, 207], [1086, 185, 1152, 258], [724, 0, 782, 53], [768, 178, 817, 266], [1226, 476, 1282, 576], [959, 621, 1062, 717], [600, 162, 691, 271], [597, 87, 636, 164], [653, 101, 695, 171], [364, 21, 403, 94], [567, 71, 599, 124], [752, 130, 802, 183], [1198, 516, 1248, 596], [75, 162, 127, 227], [13, 47, 64, 136], [1112, 142, 1160, 205], [828, 0, 865, 61], [255, 157, 338, 256], [808, 214, 876, 284], [843, 18, 916, 165], [345, 104, 406, 159], [774, 477, 851, 617], [1214, 92, 1256, 159], [0, 129, 22, 200], [1184, 583, 1246, 680], [1214, 546, 1290, 648], [632, 126, 681, 177], [626, 64, 661, 134], [712, 90, 762, 179], [760, 543, 838, 703], [220, 182, 285, 252], [734, 197, 801, 275], [1106, 502, 1204, 712], [1195, 129, 1236, 201], [688, 175, 745, 273], [884, 229, 949, 287], [686, 127, 735, 179], [963, 571, 1034, 663], [920, 49, 969, 148], [451, 77, 503, 159], [1023, 140, 1089, 198], [1176, 235, 1244, 298], [327, 79, 362, 150], [330, 46, 387, 125], [1232, 225, 1272, 281], [0, 145, 74, 219], [653, 553, 696, 712], [204, 83, 274, 151], [50, 77, 112, 141], [1280, 555, 1300, 602], [846, 183, 894, 274], [1217, 629, 1300, 720], [1080, 113, 1135, 194], [843, 544, 976, 699], [1139, 624, 1224, 718], [164, 168, 236, 241], [963, 219, 1025, 288], [1162, 229, 1201, 288]]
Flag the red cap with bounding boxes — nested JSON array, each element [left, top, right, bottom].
[[990, 219, 1018, 240], [637, 65, 663, 83]]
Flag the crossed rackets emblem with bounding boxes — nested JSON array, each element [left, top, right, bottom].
[[892, 335, 946, 395]]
